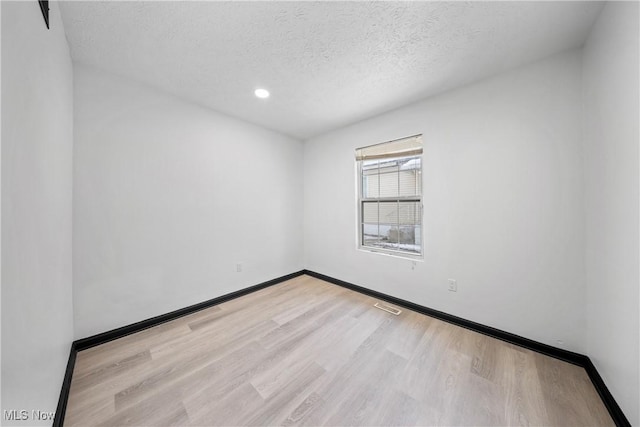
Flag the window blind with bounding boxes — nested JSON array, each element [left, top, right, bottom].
[[355, 135, 423, 161]]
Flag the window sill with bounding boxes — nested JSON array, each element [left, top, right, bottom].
[[357, 246, 424, 262]]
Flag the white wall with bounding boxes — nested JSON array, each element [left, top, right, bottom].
[[583, 2, 639, 424], [73, 64, 303, 339], [304, 50, 587, 353], [1, 1, 74, 424]]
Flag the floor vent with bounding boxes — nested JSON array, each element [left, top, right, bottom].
[[374, 302, 402, 316]]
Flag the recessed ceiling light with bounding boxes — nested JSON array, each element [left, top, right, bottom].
[[254, 88, 270, 99]]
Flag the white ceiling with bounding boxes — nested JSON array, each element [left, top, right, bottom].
[[59, 1, 604, 140]]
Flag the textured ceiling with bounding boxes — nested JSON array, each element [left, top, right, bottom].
[[59, 1, 604, 140]]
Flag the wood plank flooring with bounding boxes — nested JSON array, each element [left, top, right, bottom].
[[65, 275, 614, 426]]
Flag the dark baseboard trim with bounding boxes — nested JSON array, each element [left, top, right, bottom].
[[302, 269, 630, 427], [74, 270, 305, 351], [584, 359, 632, 427], [53, 269, 630, 427], [53, 270, 304, 425], [53, 343, 77, 427], [302, 270, 586, 364]]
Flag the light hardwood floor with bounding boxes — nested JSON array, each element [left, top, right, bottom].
[[65, 275, 614, 426]]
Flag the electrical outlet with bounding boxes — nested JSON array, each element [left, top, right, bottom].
[[448, 279, 457, 292], [236, 263, 242, 273]]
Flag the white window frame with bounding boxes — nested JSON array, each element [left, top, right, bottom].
[[356, 135, 423, 260]]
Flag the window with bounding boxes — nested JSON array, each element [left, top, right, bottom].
[[356, 135, 423, 258]]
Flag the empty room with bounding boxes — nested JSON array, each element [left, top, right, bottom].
[[1, 0, 639, 426]]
